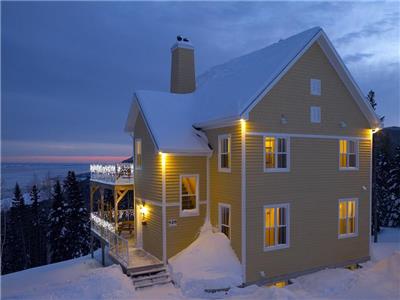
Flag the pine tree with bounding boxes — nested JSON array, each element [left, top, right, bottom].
[[48, 180, 69, 263], [63, 171, 90, 258], [387, 146, 400, 227], [7, 183, 30, 271], [29, 185, 46, 267], [367, 89, 385, 122]]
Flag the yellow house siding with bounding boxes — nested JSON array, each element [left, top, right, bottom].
[[165, 155, 207, 203], [166, 205, 207, 258], [244, 41, 372, 283], [134, 113, 162, 202], [247, 43, 371, 139], [141, 202, 163, 260], [206, 124, 242, 261], [246, 136, 370, 282]]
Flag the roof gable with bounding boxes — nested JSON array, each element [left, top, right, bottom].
[[125, 27, 381, 153]]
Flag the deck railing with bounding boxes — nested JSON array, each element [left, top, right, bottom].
[[90, 163, 134, 185], [90, 212, 131, 267]]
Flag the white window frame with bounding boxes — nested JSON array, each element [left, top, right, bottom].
[[263, 135, 290, 173], [339, 139, 359, 171], [263, 203, 290, 251], [338, 198, 358, 239], [310, 106, 321, 123], [135, 138, 142, 170], [218, 203, 231, 240], [218, 134, 231, 173], [310, 78, 321, 96], [179, 174, 199, 217]]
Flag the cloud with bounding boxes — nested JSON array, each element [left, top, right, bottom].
[[343, 52, 374, 64]]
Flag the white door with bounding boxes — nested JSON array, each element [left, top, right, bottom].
[[218, 203, 231, 240]]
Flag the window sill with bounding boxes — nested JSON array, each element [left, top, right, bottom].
[[338, 233, 358, 239], [264, 168, 290, 173], [339, 167, 359, 171], [263, 244, 289, 252], [218, 168, 231, 173], [179, 210, 200, 218]]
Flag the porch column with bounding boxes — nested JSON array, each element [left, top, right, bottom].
[[114, 189, 118, 232], [100, 188, 105, 219]]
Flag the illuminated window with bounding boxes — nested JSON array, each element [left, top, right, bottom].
[[135, 138, 142, 170], [180, 174, 199, 217], [264, 204, 289, 251], [218, 134, 231, 172], [310, 106, 321, 123], [310, 79, 321, 96], [264, 136, 289, 172], [339, 140, 358, 169], [338, 199, 358, 238]]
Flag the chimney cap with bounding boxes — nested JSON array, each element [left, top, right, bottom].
[[171, 36, 194, 52]]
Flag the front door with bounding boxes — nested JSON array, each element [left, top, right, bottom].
[[218, 203, 231, 240]]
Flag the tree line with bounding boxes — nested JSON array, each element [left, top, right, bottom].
[[1, 171, 92, 275]]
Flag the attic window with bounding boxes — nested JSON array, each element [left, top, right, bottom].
[[135, 138, 142, 170], [310, 79, 321, 96]]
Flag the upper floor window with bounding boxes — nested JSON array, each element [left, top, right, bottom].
[[339, 139, 358, 170], [310, 106, 321, 123], [180, 174, 199, 217], [310, 79, 321, 96], [218, 134, 231, 172], [264, 203, 290, 251], [264, 136, 290, 172], [135, 138, 142, 170], [338, 199, 358, 238]]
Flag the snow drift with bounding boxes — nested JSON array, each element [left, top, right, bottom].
[[168, 222, 242, 297]]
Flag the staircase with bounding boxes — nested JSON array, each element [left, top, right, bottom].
[[128, 265, 172, 289]]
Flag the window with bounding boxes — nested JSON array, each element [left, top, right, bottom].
[[219, 203, 231, 239], [338, 199, 358, 238], [310, 79, 321, 96], [180, 175, 199, 217], [264, 136, 289, 172], [339, 139, 358, 169], [218, 134, 231, 172], [264, 204, 290, 251], [135, 138, 142, 170], [310, 106, 321, 123]]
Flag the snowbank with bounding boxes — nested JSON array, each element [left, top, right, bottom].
[[169, 222, 242, 297]]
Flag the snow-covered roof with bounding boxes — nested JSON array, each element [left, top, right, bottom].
[[125, 27, 381, 154]]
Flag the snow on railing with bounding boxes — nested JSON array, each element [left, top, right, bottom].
[[90, 212, 130, 267], [90, 163, 134, 185]]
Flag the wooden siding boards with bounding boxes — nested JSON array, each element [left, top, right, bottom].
[[134, 113, 162, 259], [164, 155, 207, 258], [207, 125, 243, 261], [244, 43, 372, 283]]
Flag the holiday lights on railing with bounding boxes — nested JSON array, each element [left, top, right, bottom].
[[91, 212, 115, 232], [90, 163, 134, 183]]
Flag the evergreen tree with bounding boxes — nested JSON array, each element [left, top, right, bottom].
[[367, 89, 385, 122], [387, 146, 400, 227], [7, 183, 30, 271], [375, 151, 392, 227], [48, 180, 69, 263], [63, 171, 90, 258], [29, 185, 46, 267]]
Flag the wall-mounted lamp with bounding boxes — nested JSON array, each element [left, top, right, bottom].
[[340, 121, 347, 128], [140, 205, 148, 225], [372, 128, 380, 134], [280, 114, 288, 125]]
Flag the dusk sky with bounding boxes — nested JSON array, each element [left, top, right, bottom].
[[2, 2, 399, 163]]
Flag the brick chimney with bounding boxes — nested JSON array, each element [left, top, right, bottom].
[[170, 36, 195, 94]]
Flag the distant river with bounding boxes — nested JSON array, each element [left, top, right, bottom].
[[1, 163, 89, 200]]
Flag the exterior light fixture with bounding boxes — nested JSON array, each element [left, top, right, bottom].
[[281, 114, 288, 125], [140, 205, 148, 225], [372, 128, 380, 134], [340, 121, 347, 128]]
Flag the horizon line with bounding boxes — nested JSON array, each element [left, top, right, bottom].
[[2, 155, 132, 164]]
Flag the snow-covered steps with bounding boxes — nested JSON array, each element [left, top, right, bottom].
[[129, 265, 172, 289]]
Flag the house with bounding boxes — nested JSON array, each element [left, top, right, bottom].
[[90, 27, 381, 286]]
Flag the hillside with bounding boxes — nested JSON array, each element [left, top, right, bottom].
[[2, 228, 399, 300]]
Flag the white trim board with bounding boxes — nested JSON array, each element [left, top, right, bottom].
[[240, 120, 247, 283], [136, 197, 206, 208], [247, 132, 370, 141]]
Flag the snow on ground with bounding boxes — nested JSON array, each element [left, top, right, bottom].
[[1, 228, 399, 300], [168, 222, 242, 297]]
